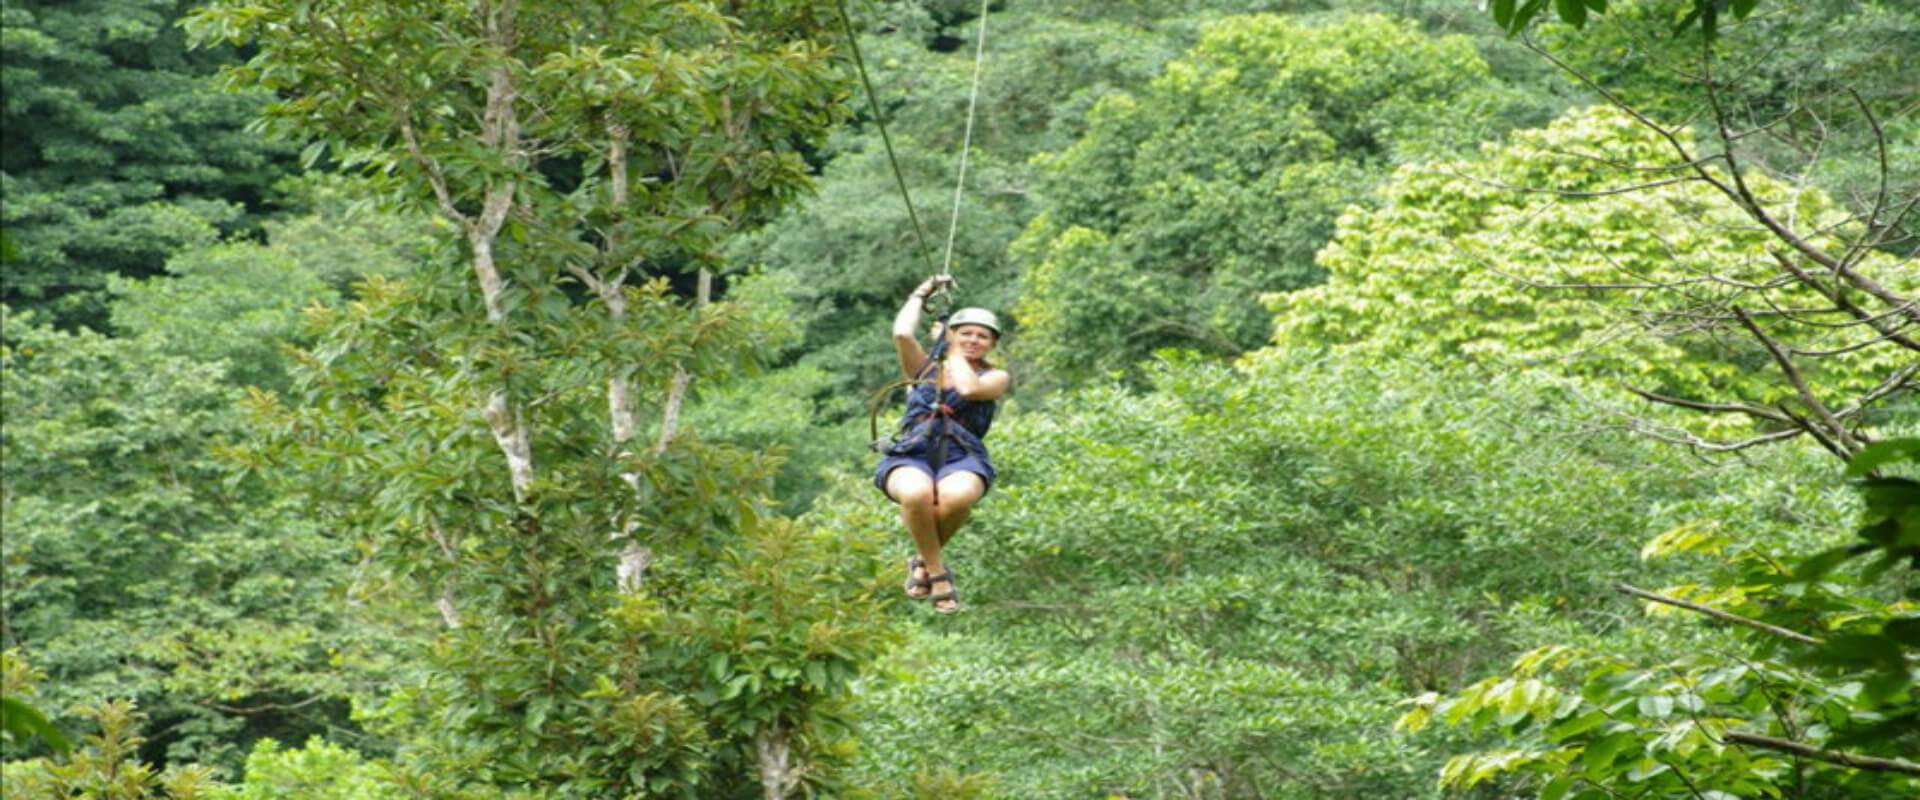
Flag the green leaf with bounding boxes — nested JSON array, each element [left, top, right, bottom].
[[1582, 731, 1634, 775], [300, 140, 328, 169], [1546, 710, 1608, 741], [1, 696, 72, 755], [1730, 0, 1758, 19], [1791, 546, 1862, 581], [1513, 0, 1550, 33], [1493, 0, 1517, 28], [1673, 5, 1704, 35], [1803, 634, 1903, 670], [1636, 694, 1672, 719], [1859, 478, 1920, 520], [1555, 0, 1588, 27], [527, 694, 553, 733], [1882, 617, 1920, 647], [1624, 756, 1670, 781], [1848, 439, 1920, 477]]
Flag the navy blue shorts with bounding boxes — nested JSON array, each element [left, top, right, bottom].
[[874, 450, 995, 501]]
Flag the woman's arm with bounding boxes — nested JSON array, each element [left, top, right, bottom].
[[892, 276, 948, 379], [942, 352, 1011, 401]]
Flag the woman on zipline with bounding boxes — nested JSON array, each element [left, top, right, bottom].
[[876, 275, 1008, 613]]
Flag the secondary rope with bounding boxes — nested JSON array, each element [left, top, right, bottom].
[[831, 0, 937, 276], [939, 0, 993, 279]]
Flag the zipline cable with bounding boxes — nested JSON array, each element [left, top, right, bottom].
[[831, 0, 994, 285], [939, 0, 993, 279], [831, 0, 937, 277]]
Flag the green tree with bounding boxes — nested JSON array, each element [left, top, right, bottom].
[[187, 0, 896, 794], [1, 312, 371, 771], [107, 173, 438, 392], [1273, 104, 1916, 453], [1012, 13, 1531, 388], [4, 653, 224, 799], [215, 737, 395, 800], [0, 0, 297, 327], [726, 4, 1193, 403], [1527, 1, 1920, 258], [1402, 439, 1920, 798], [829, 351, 1842, 797], [3, 649, 72, 757]]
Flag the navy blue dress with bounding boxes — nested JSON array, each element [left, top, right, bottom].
[[873, 372, 999, 499]]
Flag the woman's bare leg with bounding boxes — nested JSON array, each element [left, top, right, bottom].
[[914, 473, 984, 610], [934, 472, 986, 547], [887, 468, 944, 597]]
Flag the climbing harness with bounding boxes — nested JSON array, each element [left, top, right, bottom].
[[867, 309, 952, 455]]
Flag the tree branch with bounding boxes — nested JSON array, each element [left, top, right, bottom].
[[1732, 308, 1858, 454], [653, 270, 710, 456], [1528, 38, 1918, 328], [1724, 732, 1920, 776], [1618, 383, 1794, 424], [1612, 583, 1821, 645], [1769, 251, 1920, 352], [1636, 426, 1804, 453]]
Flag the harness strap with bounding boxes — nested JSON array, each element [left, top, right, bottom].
[[929, 337, 950, 507]]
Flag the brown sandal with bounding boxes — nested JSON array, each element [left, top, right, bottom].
[[924, 569, 960, 614], [904, 557, 932, 599]]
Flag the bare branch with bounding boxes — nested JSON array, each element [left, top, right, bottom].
[[1788, 325, 1920, 357], [398, 116, 467, 227], [1531, 38, 1916, 328], [1733, 308, 1859, 454], [1770, 251, 1920, 352], [1434, 163, 1701, 198], [653, 270, 712, 457], [1618, 383, 1795, 424], [1832, 363, 1920, 419], [1636, 426, 1804, 453], [1452, 240, 1710, 292], [1851, 88, 1891, 254]]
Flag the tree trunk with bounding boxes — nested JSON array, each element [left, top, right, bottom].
[[654, 269, 711, 455], [755, 721, 796, 800]]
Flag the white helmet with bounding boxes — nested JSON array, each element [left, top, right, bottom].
[[947, 307, 1002, 337]]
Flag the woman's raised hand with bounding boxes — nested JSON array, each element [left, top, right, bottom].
[[913, 274, 956, 300]]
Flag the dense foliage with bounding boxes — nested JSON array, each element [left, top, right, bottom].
[[0, 0, 297, 328], [3, 1, 1912, 798]]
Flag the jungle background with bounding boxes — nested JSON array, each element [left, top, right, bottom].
[[2, 0, 1916, 798]]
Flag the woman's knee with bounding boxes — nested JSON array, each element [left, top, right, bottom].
[[888, 470, 936, 508], [935, 473, 986, 509]]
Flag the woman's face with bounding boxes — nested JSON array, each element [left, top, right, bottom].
[[946, 324, 998, 361]]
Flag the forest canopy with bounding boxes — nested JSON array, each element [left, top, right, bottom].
[[3, 1, 1914, 799]]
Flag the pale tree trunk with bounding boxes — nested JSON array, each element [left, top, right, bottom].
[[587, 125, 658, 594], [602, 125, 639, 444], [426, 521, 463, 628], [654, 269, 709, 455], [470, 2, 535, 503], [615, 269, 711, 592], [755, 721, 797, 800], [398, 0, 527, 624]]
